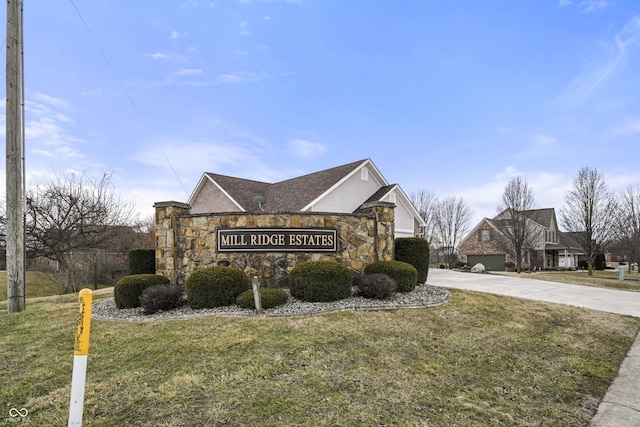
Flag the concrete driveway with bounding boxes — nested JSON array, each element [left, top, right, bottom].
[[427, 268, 640, 317], [427, 268, 640, 427]]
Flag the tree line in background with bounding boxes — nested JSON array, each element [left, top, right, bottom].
[[411, 166, 640, 276], [409, 190, 473, 268], [2, 165, 638, 296], [0, 171, 154, 294]]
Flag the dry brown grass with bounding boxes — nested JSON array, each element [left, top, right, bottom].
[[1, 288, 638, 426]]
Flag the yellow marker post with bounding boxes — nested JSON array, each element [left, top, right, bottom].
[[68, 289, 93, 427]]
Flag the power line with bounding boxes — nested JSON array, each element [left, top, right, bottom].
[[67, 0, 189, 196]]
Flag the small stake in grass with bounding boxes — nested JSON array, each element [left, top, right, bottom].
[[252, 276, 263, 315], [68, 289, 93, 427]]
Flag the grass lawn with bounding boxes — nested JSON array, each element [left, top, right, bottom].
[[1, 288, 638, 426], [494, 269, 640, 292], [0, 270, 112, 301], [0, 270, 62, 300]]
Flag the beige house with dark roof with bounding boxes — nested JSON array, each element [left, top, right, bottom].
[[188, 159, 426, 238], [457, 208, 583, 271]]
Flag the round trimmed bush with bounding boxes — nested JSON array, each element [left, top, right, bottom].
[[127, 248, 156, 275], [114, 274, 170, 309], [364, 260, 418, 292], [185, 266, 250, 309], [395, 237, 429, 283], [236, 288, 288, 310], [139, 284, 185, 314], [356, 273, 397, 299], [289, 261, 352, 302]]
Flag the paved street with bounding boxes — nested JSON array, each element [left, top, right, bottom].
[[428, 268, 640, 317]]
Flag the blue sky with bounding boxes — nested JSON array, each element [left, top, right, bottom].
[[1, 0, 639, 226]]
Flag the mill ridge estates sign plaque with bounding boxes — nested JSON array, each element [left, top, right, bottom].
[[216, 228, 337, 252]]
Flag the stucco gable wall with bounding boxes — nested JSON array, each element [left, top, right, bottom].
[[385, 192, 416, 237], [190, 180, 240, 214], [310, 167, 383, 213]]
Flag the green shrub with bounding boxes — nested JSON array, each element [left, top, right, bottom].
[[395, 237, 429, 283], [356, 273, 397, 299], [364, 260, 418, 293], [453, 261, 468, 269], [139, 284, 185, 314], [289, 261, 352, 302], [127, 248, 156, 275], [185, 266, 250, 309], [236, 288, 288, 310], [114, 274, 170, 309], [578, 260, 589, 270], [594, 254, 606, 271], [439, 264, 446, 269]]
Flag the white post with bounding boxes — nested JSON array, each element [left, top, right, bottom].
[[68, 289, 93, 427], [252, 276, 263, 315]]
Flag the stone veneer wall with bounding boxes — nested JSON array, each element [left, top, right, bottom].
[[154, 201, 395, 287]]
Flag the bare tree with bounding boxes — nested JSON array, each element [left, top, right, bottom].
[[496, 176, 537, 273], [24, 171, 136, 293], [408, 190, 439, 247], [560, 167, 618, 276], [433, 196, 473, 267], [614, 186, 640, 272], [130, 215, 156, 249]]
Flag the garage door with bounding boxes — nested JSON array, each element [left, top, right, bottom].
[[467, 255, 506, 271]]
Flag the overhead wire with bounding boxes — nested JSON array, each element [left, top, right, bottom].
[[67, 0, 190, 196]]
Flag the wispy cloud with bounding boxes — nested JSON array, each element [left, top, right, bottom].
[[558, 0, 572, 7], [145, 52, 169, 60], [287, 139, 327, 159], [144, 52, 188, 62], [23, 92, 86, 159], [170, 30, 187, 39], [578, 0, 612, 14], [554, 14, 640, 107], [532, 134, 556, 146], [496, 126, 517, 134], [172, 68, 204, 77], [239, 20, 252, 36], [611, 118, 640, 135], [215, 71, 269, 84]]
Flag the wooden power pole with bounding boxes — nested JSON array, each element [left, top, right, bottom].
[[6, 0, 25, 313]]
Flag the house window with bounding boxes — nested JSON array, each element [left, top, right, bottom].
[[479, 229, 491, 242], [388, 194, 396, 203], [361, 168, 369, 181], [545, 230, 558, 244]]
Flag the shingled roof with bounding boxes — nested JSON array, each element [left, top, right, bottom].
[[201, 159, 376, 212], [522, 208, 556, 227]]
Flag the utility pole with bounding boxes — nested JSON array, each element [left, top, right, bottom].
[[6, 0, 25, 313]]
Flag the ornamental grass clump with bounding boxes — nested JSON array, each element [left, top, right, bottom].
[[114, 274, 171, 309], [364, 260, 418, 292], [356, 273, 397, 299], [289, 261, 352, 302], [236, 288, 288, 310], [139, 284, 185, 314], [185, 266, 250, 309]]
